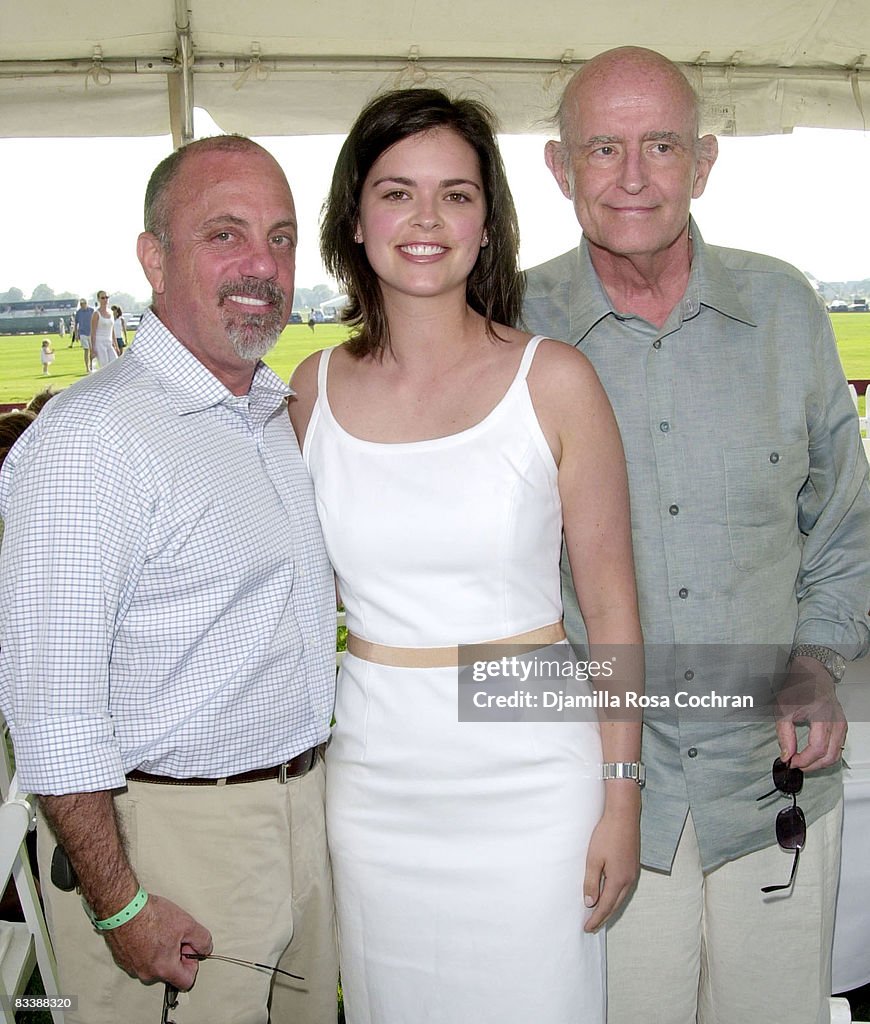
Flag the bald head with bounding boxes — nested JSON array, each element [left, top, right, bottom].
[[558, 47, 700, 144], [144, 135, 281, 248]]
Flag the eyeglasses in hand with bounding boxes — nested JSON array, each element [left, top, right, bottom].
[[756, 756, 806, 894], [160, 953, 304, 1022]]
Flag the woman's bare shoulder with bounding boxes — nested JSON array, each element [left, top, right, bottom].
[[288, 348, 330, 440], [528, 337, 600, 393], [289, 348, 323, 394]]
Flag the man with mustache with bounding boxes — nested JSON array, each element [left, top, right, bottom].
[[523, 47, 870, 1024], [0, 136, 338, 1024]]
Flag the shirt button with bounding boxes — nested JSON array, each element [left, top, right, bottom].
[[688, 747, 698, 758], [652, 339, 662, 349], [769, 452, 780, 464], [660, 421, 670, 433], [669, 504, 679, 516], [678, 587, 689, 599], [684, 669, 694, 681]]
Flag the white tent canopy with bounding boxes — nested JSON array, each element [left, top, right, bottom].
[[1, 0, 869, 143]]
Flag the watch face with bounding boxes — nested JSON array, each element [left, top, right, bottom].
[[831, 654, 846, 680]]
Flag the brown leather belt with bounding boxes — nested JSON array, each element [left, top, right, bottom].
[[126, 743, 326, 786], [346, 621, 567, 669]]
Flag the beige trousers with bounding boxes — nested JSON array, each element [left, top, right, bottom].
[[37, 760, 337, 1024], [607, 801, 842, 1024]]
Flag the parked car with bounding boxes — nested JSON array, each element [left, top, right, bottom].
[[827, 300, 850, 313], [288, 311, 303, 324], [848, 299, 869, 312], [125, 313, 142, 330]]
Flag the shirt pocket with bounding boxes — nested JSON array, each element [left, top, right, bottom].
[[723, 440, 809, 571]]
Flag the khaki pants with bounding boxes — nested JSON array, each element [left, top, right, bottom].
[[38, 760, 337, 1024], [606, 802, 842, 1024]]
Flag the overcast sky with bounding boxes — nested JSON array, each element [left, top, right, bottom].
[[1, 117, 868, 304]]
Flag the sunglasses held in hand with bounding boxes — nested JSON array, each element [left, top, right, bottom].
[[161, 953, 304, 1022], [756, 756, 806, 894]]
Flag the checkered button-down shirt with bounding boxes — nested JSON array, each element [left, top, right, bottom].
[[0, 311, 335, 794]]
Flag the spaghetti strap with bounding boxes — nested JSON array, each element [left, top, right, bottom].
[[316, 344, 335, 396], [517, 335, 546, 380]]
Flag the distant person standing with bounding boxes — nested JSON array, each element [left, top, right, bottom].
[[111, 305, 128, 354], [90, 291, 119, 370], [59, 317, 67, 339], [307, 307, 316, 332], [74, 299, 93, 371]]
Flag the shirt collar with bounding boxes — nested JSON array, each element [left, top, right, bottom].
[[132, 309, 291, 415], [568, 217, 757, 340], [686, 220, 757, 328]]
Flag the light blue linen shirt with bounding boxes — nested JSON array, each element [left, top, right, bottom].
[[523, 223, 870, 871], [0, 310, 335, 794]]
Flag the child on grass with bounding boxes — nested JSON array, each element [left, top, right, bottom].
[[40, 338, 55, 376]]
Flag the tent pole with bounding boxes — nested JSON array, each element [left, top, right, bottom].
[[170, 0, 194, 148]]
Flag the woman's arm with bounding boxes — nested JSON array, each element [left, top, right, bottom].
[[530, 339, 643, 931]]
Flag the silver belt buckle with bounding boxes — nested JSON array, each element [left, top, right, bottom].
[[278, 762, 291, 784]]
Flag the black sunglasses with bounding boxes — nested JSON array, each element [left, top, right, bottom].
[[756, 756, 806, 893], [161, 953, 304, 1023]]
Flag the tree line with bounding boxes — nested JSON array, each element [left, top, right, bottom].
[[1, 283, 341, 314]]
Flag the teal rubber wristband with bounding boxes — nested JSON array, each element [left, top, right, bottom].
[[85, 887, 149, 931]]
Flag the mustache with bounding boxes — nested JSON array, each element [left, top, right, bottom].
[[217, 279, 286, 309]]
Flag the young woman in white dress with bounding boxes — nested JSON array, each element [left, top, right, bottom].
[[90, 290, 119, 369], [289, 89, 643, 1024]]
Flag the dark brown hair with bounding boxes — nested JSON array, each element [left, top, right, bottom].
[[0, 410, 36, 469], [321, 88, 523, 358], [25, 388, 57, 416]]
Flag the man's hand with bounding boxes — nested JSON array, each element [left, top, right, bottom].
[[776, 655, 847, 771], [39, 792, 212, 989], [103, 893, 213, 989]]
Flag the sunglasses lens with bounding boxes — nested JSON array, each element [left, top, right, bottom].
[[771, 757, 803, 794], [775, 804, 806, 851]]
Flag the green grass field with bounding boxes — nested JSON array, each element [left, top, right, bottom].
[[0, 323, 351, 405], [2, 314, 869, 408]]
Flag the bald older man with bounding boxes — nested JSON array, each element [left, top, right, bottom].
[[523, 47, 870, 1024]]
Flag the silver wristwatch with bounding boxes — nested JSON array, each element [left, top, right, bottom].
[[790, 644, 846, 683], [601, 761, 646, 787]]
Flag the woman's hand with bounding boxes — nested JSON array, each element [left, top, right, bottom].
[[583, 784, 640, 932]]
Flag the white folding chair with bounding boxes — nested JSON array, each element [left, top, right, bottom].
[[829, 995, 870, 1023], [0, 713, 12, 801], [0, 797, 37, 1024], [848, 384, 867, 436], [0, 716, 62, 1024]]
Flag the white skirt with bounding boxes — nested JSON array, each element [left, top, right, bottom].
[[327, 653, 606, 1024]]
